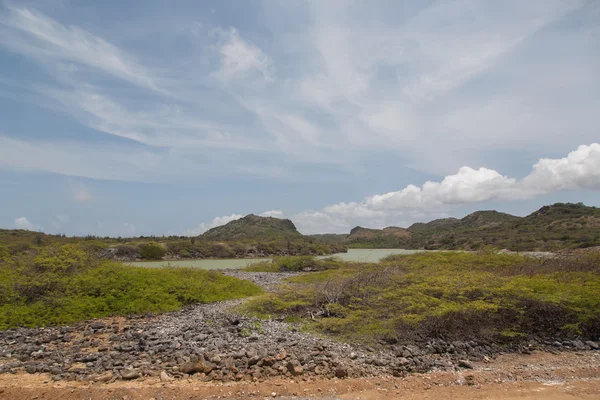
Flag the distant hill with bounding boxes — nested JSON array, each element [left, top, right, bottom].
[[308, 233, 347, 244], [339, 203, 600, 251], [200, 214, 302, 241], [343, 226, 411, 248]]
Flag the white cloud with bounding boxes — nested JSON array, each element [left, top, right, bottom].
[[14, 216, 37, 231], [521, 143, 600, 194], [183, 213, 243, 236], [214, 28, 273, 82], [70, 181, 93, 202], [296, 143, 600, 233], [260, 210, 284, 218]]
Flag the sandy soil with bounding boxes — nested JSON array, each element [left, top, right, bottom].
[[1, 350, 598, 399]]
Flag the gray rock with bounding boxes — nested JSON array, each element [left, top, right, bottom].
[[121, 369, 140, 380], [585, 341, 599, 350]]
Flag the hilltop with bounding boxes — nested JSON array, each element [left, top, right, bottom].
[[340, 203, 600, 251], [200, 214, 301, 241]]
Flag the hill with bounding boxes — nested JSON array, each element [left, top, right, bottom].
[[343, 226, 411, 248], [339, 203, 600, 251], [0, 214, 346, 261], [200, 214, 301, 241]]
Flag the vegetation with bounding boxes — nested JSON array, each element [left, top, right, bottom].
[[340, 203, 600, 251], [0, 224, 345, 261], [242, 256, 345, 272], [0, 245, 262, 329], [202, 214, 301, 240], [139, 242, 167, 260], [242, 251, 600, 344]]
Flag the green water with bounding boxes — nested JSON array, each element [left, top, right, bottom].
[[128, 249, 422, 270]]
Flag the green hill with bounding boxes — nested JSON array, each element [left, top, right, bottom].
[[337, 203, 600, 251], [200, 214, 301, 241]]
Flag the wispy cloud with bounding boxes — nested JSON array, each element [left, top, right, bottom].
[[0, 4, 161, 92], [1, 1, 597, 181], [214, 28, 274, 82]]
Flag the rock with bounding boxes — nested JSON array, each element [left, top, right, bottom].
[[24, 365, 37, 374], [458, 360, 474, 369], [374, 358, 389, 367], [275, 349, 287, 361], [89, 322, 106, 330], [121, 369, 140, 380], [179, 359, 215, 375], [94, 371, 113, 382], [160, 370, 174, 382], [287, 360, 303, 376], [334, 366, 348, 378], [396, 357, 410, 366], [585, 341, 599, 350], [572, 340, 586, 350]]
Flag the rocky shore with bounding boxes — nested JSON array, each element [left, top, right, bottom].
[[1, 271, 598, 384]]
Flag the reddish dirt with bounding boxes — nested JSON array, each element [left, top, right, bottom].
[[1, 351, 598, 399]]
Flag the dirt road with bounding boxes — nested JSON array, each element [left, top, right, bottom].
[[1, 350, 598, 399]]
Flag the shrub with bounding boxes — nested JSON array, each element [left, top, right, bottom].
[[139, 243, 166, 260], [243, 251, 600, 344], [0, 245, 263, 329]]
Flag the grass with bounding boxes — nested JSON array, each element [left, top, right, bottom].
[[242, 251, 600, 344], [0, 244, 263, 329]]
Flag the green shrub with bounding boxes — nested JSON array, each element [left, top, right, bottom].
[[0, 245, 263, 329], [243, 251, 600, 343], [138, 243, 166, 260]]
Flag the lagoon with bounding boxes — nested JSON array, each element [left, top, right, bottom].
[[128, 248, 422, 270]]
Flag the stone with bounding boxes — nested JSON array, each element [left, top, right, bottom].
[[585, 341, 599, 350], [94, 371, 113, 382], [334, 366, 348, 378], [160, 370, 174, 382], [121, 369, 140, 380], [287, 360, 303, 376], [458, 360, 474, 369], [179, 359, 215, 375], [89, 322, 106, 330], [396, 357, 410, 366]]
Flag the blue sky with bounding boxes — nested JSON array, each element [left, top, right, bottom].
[[0, 0, 599, 236]]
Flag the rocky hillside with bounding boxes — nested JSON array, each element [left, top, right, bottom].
[[340, 203, 600, 251], [200, 214, 302, 241]]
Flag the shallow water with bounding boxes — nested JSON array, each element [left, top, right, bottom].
[[128, 248, 422, 270]]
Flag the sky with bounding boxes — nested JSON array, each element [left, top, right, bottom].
[[0, 0, 599, 236]]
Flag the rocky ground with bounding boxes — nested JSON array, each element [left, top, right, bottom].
[[0, 271, 598, 388]]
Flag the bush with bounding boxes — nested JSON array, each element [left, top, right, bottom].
[[242, 256, 344, 272], [243, 251, 600, 344], [138, 243, 166, 260], [0, 245, 263, 329]]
